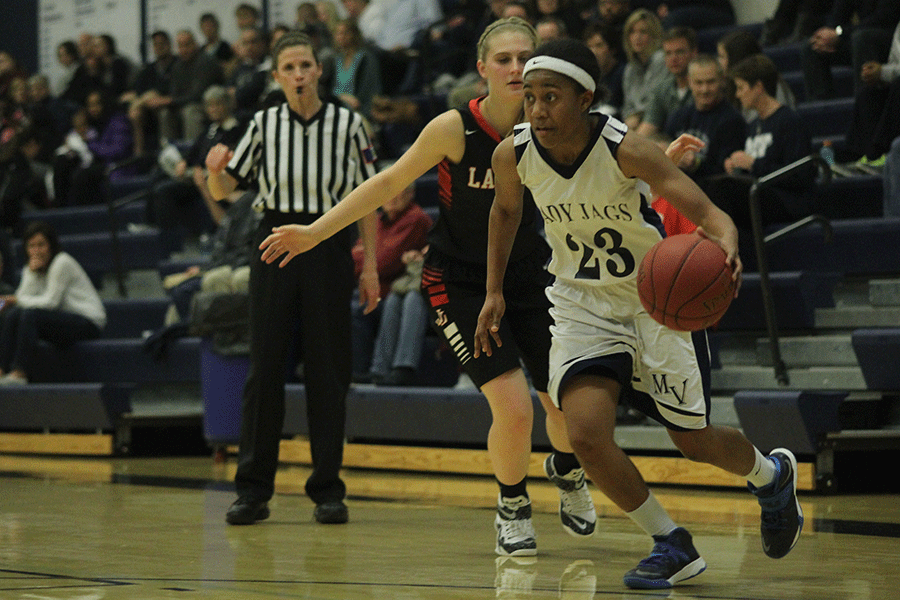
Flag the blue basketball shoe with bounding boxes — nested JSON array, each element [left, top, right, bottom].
[[750, 447, 803, 559], [623, 527, 706, 589]]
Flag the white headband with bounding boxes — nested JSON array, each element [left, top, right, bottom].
[[523, 56, 596, 92]]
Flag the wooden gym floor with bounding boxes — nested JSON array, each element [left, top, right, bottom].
[[2, 451, 899, 599]]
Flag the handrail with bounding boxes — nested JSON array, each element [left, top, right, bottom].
[[103, 158, 158, 297], [748, 153, 833, 385]]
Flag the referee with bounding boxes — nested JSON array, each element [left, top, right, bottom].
[[206, 32, 380, 526]]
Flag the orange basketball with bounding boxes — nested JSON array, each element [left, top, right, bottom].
[[637, 233, 735, 331]]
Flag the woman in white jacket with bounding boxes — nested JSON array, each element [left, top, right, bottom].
[[0, 221, 106, 384]]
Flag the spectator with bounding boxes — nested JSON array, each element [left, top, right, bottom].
[[26, 74, 69, 164], [0, 221, 106, 385], [846, 20, 900, 161], [151, 29, 225, 142], [717, 29, 796, 120], [123, 31, 177, 157], [584, 21, 626, 116], [636, 26, 697, 137], [760, 0, 834, 47], [92, 34, 132, 101], [296, 2, 335, 51], [664, 54, 746, 182], [708, 54, 815, 230], [535, 0, 583, 39], [323, 19, 382, 117], [199, 13, 235, 68], [163, 191, 259, 323], [0, 247, 14, 295], [582, 0, 631, 56], [351, 182, 431, 383], [228, 27, 271, 122], [535, 17, 567, 43], [54, 41, 82, 98], [800, 0, 900, 100], [1, 127, 49, 233], [0, 52, 26, 100], [148, 85, 244, 255], [502, 1, 536, 22], [234, 3, 261, 31], [53, 89, 134, 206], [620, 8, 666, 129]]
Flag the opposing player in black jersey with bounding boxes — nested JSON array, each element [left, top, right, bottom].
[[256, 18, 597, 557]]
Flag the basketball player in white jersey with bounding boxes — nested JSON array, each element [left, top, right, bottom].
[[475, 39, 804, 590]]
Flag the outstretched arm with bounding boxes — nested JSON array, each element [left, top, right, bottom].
[[474, 137, 526, 357], [259, 110, 465, 266]]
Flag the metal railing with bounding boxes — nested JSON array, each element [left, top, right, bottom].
[[748, 153, 833, 385]]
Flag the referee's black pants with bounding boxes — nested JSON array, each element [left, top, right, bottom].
[[235, 211, 354, 505]]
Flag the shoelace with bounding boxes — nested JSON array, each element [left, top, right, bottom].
[[498, 515, 535, 543], [636, 543, 686, 572], [559, 479, 593, 515]]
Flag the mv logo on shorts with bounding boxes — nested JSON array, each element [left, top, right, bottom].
[[651, 374, 688, 405]]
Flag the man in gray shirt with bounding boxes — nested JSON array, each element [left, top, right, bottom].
[[636, 27, 697, 137]]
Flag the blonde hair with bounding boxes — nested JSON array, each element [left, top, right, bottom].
[[623, 8, 663, 64], [477, 16, 537, 63]]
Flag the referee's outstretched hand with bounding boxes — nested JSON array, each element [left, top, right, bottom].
[[260, 225, 318, 268], [473, 292, 505, 358]]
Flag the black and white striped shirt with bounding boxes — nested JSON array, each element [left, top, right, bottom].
[[226, 101, 377, 215]]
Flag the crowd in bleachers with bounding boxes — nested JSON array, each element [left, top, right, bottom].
[[1, 0, 900, 387]]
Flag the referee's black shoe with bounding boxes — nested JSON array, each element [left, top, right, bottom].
[[226, 497, 270, 525], [314, 500, 349, 524]]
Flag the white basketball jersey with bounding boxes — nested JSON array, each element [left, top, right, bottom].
[[513, 113, 665, 286]]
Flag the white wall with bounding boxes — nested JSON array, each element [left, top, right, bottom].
[[733, 0, 778, 26]]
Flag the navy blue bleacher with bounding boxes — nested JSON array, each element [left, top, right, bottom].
[[21, 202, 147, 236], [796, 97, 855, 144], [782, 66, 855, 104], [764, 43, 804, 74], [717, 271, 838, 331], [765, 217, 900, 276], [852, 329, 900, 391], [12, 230, 164, 279]]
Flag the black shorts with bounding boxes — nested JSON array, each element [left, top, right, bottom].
[[421, 249, 553, 392]]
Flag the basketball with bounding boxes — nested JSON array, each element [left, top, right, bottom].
[[637, 233, 735, 331]]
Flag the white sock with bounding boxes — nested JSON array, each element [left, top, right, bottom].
[[745, 447, 778, 489], [626, 491, 678, 538]]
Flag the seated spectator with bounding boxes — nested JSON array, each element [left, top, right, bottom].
[[351, 182, 432, 384], [123, 30, 177, 157], [664, 54, 746, 182], [535, 0, 584, 40], [717, 29, 796, 119], [148, 85, 244, 255], [800, 0, 900, 100], [620, 8, 666, 129], [199, 13, 235, 69], [1, 126, 50, 231], [228, 27, 271, 123], [502, 1, 536, 23], [92, 34, 133, 101], [163, 191, 259, 323], [53, 89, 134, 206], [584, 21, 626, 116], [709, 54, 815, 230], [0, 221, 106, 385], [846, 20, 900, 161], [26, 74, 70, 164], [761, 0, 833, 47], [0, 52, 27, 100], [322, 19, 382, 117], [54, 41, 82, 99], [581, 0, 631, 57], [151, 30, 225, 142], [636, 26, 697, 137], [296, 1, 335, 51], [535, 17, 567, 43]]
